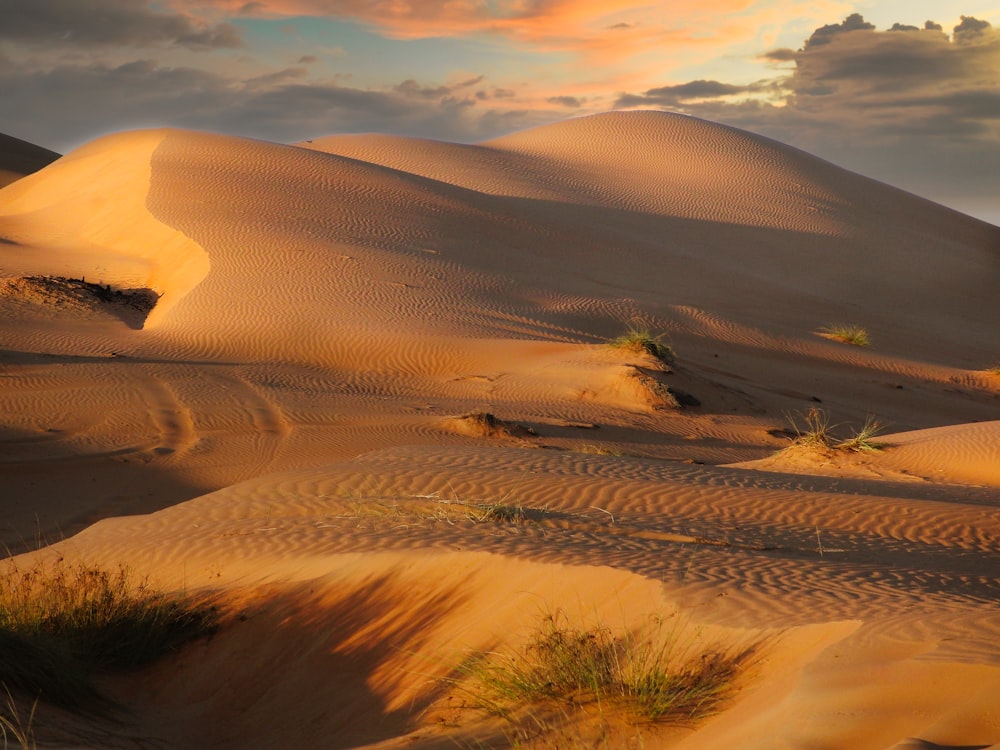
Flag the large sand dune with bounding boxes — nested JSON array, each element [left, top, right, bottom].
[[1, 111, 998, 749]]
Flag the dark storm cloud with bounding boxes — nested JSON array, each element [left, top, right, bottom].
[[0, 0, 243, 49]]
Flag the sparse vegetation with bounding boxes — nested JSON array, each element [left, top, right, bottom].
[[818, 323, 871, 347], [461, 499, 529, 524], [333, 494, 545, 527], [0, 558, 218, 711], [785, 408, 888, 453], [837, 415, 887, 452], [0, 687, 35, 750], [787, 406, 835, 449], [609, 323, 675, 365], [575, 443, 625, 457], [449, 611, 752, 745]]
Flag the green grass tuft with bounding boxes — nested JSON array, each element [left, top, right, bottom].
[[787, 407, 836, 450], [818, 323, 871, 347], [609, 324, 674, 365], [784, 409, 889, 454], [0, 559, 218, 711], [837, 415, 887, 452], [453, 612, 751, 735]]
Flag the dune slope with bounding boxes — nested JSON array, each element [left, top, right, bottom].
[[0, 111, 998, 749]]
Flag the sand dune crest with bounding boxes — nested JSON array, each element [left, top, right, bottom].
[[0, 129, 209, 327]]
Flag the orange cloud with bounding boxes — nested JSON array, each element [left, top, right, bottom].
[[180, 1, 829, 62]]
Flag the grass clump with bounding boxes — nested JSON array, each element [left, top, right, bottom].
[[787, 407, 835, 449], [465, 501, 528, 524], [818, 323, 871, 347], [454, 612, 750, 737], [335, 493, 546, 528], [836, 415, 887, 452], [0, 558, 218, 710], [785, 408, 887, 453], [575, 443, 625, 457], [609, 324, 674, 365]]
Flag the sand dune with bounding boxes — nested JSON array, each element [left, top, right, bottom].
[[1, 111, 998, 748]]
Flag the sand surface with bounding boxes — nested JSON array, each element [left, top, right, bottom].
[[1, 111, 998, 748]]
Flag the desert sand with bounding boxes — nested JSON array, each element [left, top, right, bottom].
[[1, 110, 998, 748]]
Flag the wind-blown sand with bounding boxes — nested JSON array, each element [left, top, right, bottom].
[[1, 111, 998, 749]]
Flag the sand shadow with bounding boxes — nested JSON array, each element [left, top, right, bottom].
[[110, 573, 473, 749], [1, 275, 160, 330]]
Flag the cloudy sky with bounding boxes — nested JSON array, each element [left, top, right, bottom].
[[2, 1, 998, 223]]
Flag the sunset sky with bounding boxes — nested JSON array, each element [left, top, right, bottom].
[[2, 1, 998, 223]]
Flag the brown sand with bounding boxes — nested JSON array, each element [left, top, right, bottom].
[[1, 111, 998, 749]]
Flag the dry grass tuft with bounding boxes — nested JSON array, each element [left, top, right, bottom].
[[0, 687, 35, 750], [0, 558, 218, 711], [575, 443, 625, 457]]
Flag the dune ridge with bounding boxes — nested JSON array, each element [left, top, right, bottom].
[[1, 111, 998, 749]]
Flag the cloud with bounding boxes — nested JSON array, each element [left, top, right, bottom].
[[174, 0, 792, 64], [761, 48, 797, 62], [617, 79, 755, 107], [1, 0, 242, 49], [955, 15, 993, 42], [615, 14, 1000, 216], [804, 12, 875, 48], [0, 58, 550, 151], [547, 96, 583, 108], [787, 16, 996, 101]]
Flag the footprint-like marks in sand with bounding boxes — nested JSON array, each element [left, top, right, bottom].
[[137, 374, 197, 459]]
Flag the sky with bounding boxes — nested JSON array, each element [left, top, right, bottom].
[[1, 1, 999, 224]]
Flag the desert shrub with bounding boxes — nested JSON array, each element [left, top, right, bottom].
[[836, 415, 887, 452], [609, 324, 674, 365], [454, 612, 751, 730], [0, 559, 218, 710], [785, 409, 887, 453], [787, 407, 835, 449]]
